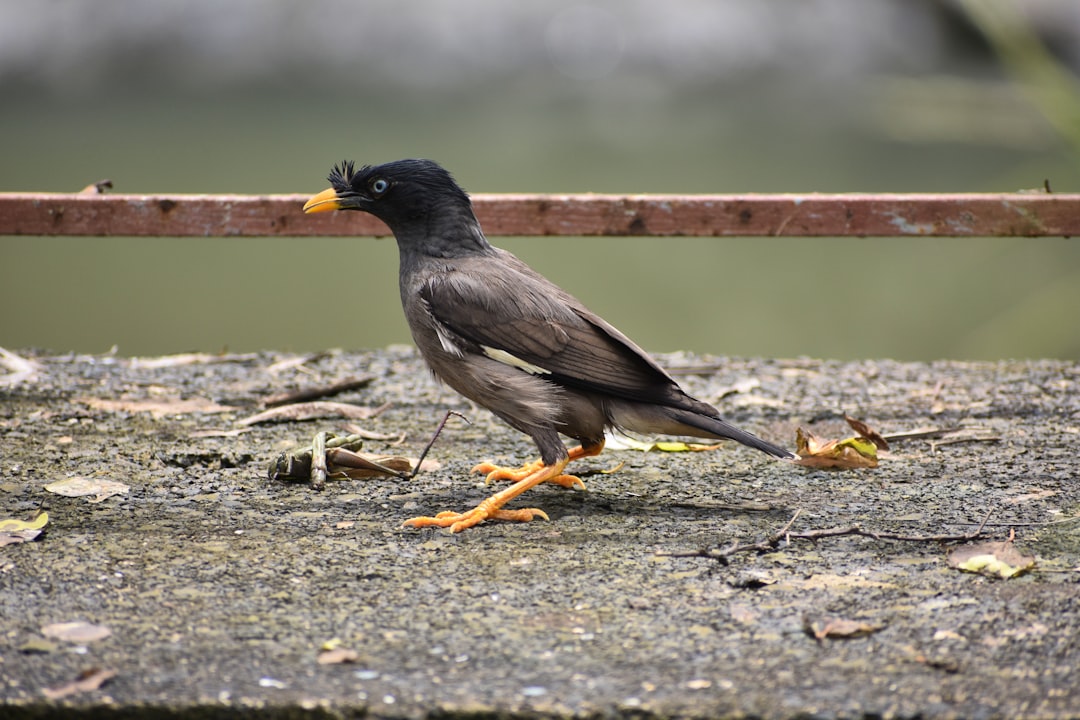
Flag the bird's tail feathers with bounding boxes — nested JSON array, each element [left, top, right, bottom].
[[668, 408, 796, 460]]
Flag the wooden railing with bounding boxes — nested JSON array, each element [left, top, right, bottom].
[[1, 192, 1077, 237]]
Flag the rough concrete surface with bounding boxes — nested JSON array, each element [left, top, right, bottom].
[[1, 347, 1077, 719]]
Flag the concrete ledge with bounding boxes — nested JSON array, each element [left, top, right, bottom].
[[1, 348, 1077, 718]]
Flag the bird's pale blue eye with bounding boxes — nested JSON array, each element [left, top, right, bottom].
[[371, 179, 389, 195]]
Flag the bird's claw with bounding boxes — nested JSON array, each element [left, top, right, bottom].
[[472, 461, 585, 490], [403, 506, 549, 533]]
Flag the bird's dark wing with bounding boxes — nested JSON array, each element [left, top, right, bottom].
[[419, 252, 688, 407]]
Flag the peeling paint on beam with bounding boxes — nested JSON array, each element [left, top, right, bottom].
[[0, 192, 1077, 238]]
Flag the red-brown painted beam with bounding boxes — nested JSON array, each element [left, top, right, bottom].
[[0, 192, 1077, 237]]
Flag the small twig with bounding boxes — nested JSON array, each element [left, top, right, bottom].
[[266, 352, 332, 374], [930, 436, 1001, 450], [310, 431, 328, 490], [882, 426, 962, 442], [660, 509, 995, 564], [127, 352, 260, 369], [407, 411, 470, 479], [261, 376, 375, 408]]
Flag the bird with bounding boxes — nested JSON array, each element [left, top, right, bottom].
[[303, 159, 794, 532]]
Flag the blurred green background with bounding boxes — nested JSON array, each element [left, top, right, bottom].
[[2, 0, 1079, 360]]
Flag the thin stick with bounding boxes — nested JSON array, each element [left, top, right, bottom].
[[408, 411, 470, 479], [660, 508, 996, 563], [310, 431, 328, 490], [261, 376, 375, 408]]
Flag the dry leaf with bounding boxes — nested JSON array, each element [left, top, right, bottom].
[[844, 415, 889, 451], [0, 512, 49, 532], [45, 477, 130, 503], [326, 448, 413, 478], [269, 434, 367, 481], [948, 532, 1035, 579], [238, 400, 391, 426], [317, 647, 361, 665], [1004, 488, 1058, 504], [19, 637, 59, 654], [42, 667, 116, 700], [794, 427, 878, 469], [804, 616, 885, 640], [41, 621, 112, 643], [79, 396, 233, 418], [0, 511, 48, 547], [716, 377, 761, 399]]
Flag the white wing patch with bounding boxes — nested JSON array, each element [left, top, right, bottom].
[[434, 323, 465, 357], [481, 346, 552, 376]]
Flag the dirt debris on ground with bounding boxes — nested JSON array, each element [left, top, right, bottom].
[[0, 347, 1078, 719]]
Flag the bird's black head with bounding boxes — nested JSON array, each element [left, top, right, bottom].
[[304, 159, 488, 258]]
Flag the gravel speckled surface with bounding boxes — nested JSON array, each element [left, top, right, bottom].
[[1, 348, 1078, 718]]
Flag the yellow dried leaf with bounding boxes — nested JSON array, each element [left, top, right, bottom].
[[948, 538, 1035, 579], [0, 511, 48, 532], [794, 428, 878, 469]]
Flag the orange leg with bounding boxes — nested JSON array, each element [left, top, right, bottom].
[[403, 456, 571, 533], [473, 440, 606, 490]]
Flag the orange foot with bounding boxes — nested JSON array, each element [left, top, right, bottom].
[[473, 459, 585, 489], [403, 505, 549, 534], [403, 456, 572, 533], [472, 440, 607, 491]]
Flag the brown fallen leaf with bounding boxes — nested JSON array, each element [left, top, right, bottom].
[[79, 396, 234, 418], [843, 415, 889, 451], [947, 530, 1035, 579], [317, 647, 362, 665], [804, 616, 885, 640], [266, 352, 331, 374], [42, 667, 116, 700], [325, 448, 413, 478], [41, 621, 112, 643], [238, 401, 391, 426], [1004, 488, 1058, 505], [45, 477, 130, 503], [794, 427, 878, 469]]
